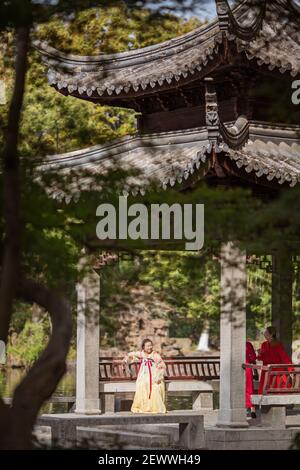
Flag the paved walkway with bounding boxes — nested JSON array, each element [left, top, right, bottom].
[[34, 408, 300, 450]]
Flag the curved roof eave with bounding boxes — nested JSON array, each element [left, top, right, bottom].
[[34, 122, 300, 203], [36, 0, 276, 98], [36, 0, 300, 101]]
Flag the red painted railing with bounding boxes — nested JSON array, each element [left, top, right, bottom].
[[243, 364, 300, 394], [99, 356, 220, 382]]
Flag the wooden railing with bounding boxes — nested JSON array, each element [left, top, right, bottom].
[[243, 364, 300, 395], [99, 356, 220, 382]]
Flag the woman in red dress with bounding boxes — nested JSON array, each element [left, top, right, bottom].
[[257, 326, 292, 394], [246, 341, 257, 418]]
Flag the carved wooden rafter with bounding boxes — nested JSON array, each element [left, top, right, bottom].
[[204, 77, 249, 150], [131, 99, 142, 113], [178, 89, 194, 108], [216, 0, 267, 41], [156, 96, 169, 112]]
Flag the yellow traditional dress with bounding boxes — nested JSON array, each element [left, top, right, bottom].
[[123, 350, 167, 413]]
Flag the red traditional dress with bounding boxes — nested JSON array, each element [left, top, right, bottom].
[[245, 341, 256, 408], [257, 341, 292, 394]]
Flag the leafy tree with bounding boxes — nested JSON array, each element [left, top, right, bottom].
[[0, 0, 299, 450], [0, 0, 202, 449], [7, 320, 47, 366]]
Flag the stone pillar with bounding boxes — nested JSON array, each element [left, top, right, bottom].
[[272, 251, 293, 357], [75, 264, 101, 414], [217, 242, 248, 428]]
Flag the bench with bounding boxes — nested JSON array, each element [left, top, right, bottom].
[[100, 379, 219, 413], [244, 364, 300, 428], [99, 356, 220, 413], [99, 356, 220, 381], [37, 411, 205, 449]]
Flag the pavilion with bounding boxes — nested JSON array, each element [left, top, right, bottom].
[[35, 0, 300, 447]]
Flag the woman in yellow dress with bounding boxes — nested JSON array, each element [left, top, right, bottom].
[[122, 338, 167, 413]]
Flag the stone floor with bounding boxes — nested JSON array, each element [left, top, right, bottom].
[[34, 409, 300, 450]]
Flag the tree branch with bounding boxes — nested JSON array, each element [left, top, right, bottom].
[[0, 278, 72, 449]]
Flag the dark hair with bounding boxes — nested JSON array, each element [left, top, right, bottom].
[[141, 338, 153, 350], [266, 326, 277, 339]]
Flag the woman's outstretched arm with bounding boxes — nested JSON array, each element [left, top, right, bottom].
[[122, 350, 141, 364]]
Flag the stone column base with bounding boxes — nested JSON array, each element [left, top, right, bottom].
[[217, 408, 249, 428], [75, 398, 101, 415]]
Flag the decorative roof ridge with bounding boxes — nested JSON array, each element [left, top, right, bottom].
[[47, 38, 299, 99], [248, 122, 300, 144], [35, 1, 261, 72], [47, 35, 222, 96], [37, 120, 300, 169], [38, 126, 209, 169], [249, 121, 300, 131], [35, 19, 220, 71], [216, 0, 266, 40]]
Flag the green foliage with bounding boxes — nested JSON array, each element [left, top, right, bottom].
[[247, 258, 272, 339], [138, 252, 220, 342], [1, 2, 201, 158], [7, 321, 48, 366], [99, 251, 284, 347], [8, 302, 33, 336], [0, 2, 202, 363], [0, 1, 202, 295], [36, 2, 201, 55]]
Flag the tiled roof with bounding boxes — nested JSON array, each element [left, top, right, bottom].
[[36, 122, 300, 202], [36, 0, 300, 101]]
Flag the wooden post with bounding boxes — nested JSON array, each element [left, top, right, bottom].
[[272, 251, 293, 357]]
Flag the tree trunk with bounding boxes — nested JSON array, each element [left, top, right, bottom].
[[0, 25, 29, 342], [0, 18, 73, 451], [0, 278, 72, 449]]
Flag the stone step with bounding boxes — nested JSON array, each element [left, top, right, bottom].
[[77, 426, 171, 449], [107, 423, 179, 441], [286, 415, 300, 427]]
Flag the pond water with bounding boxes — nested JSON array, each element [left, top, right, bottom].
[[0, 368, 76, 413], [0, 368, 192, 413]]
